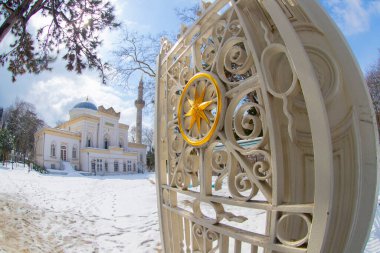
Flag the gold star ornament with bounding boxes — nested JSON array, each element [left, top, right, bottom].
[[178, 72, 223, 147]]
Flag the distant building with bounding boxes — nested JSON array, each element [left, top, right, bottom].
[[34, 99, 146, 174]]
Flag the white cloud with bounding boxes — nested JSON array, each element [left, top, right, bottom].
[[324, 0, 380, 35], [26, 74, 142, 127]]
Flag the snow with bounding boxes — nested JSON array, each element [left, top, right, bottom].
[[0, 163, 160, 252], [0, 163, 379, 252], [46, 161, 83, 176]]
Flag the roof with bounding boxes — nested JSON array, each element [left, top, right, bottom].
[[98, 105, 121, 118], [73, 101, 98, 111]]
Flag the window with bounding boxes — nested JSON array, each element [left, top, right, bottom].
[[51, 164, 56, 170], [91, 160, 95, 172], [133, 163, 136, 172], [104, 134, 110, 149], [114, 161, 119, 172], [87, 133, 93, 147], [96, 159, 103, 172], [119, 138, 124, 148], [105, 161, 108, 172], [50, 144, 56, 157], [72, 146, 77, 159], [140, 154, 143, 162], [60, 146, 67, 161], [127, 160, 132, 171], [123, 162, 126, 172]]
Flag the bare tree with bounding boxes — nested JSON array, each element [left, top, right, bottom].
[[55, 120, 65, 128], [110, 30, 176, 107], [0, 0, 119, 83], [366, 51, 380, 113], [142, 127, 153, 151], [129, 125, 136, 143], [174, 3, 200, 26], [366, 50, 380, 133], [110, 30, 160, 105], [110, 2, 204, 105]]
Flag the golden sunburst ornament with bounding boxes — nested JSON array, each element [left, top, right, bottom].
[[178, 72, 223, 147]]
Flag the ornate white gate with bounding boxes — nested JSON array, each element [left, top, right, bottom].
[[155, 1, 379, 252]]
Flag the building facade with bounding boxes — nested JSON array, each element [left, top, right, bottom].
[[34, 100, 146, 174]]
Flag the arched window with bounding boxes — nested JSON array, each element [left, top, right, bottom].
[[119, 138, 124, 148], [60, 145, 67, 161], [50, 143, 56, 157], [87, 133, 93, 147], [72, 145, 77, 159], [104, 134, 110, 149]]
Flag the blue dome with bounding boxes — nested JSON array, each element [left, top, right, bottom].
[[73, 101, 98, 111]]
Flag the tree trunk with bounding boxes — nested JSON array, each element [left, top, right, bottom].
[[0, 0, 34, 43]]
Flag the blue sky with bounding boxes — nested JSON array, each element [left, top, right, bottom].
[[0, 0, 379, 127]]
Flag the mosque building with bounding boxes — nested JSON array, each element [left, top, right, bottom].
[[34, 79, 147, 175]]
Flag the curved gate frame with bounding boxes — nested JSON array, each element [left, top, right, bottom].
[[155, 1, 379, 252]]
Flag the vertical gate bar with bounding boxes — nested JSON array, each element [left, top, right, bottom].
[[231, 1, 285, 250], [200, 147, 211, 199], [184, 217, 191, 253], [178, 213, 185, 252], [168, 191, 181, 253], [234, 239, 242, 253], [162, 206, 172, 253], [155, 50, 168, 252], [220, 235, 229, 253], [231, 0, 284, 206], [261, 1, 333, 252], [251, 244, 258, 253], [267, 210, 278, 253]]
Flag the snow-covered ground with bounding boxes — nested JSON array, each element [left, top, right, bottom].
[[0, 163, 379, 252], [0, 163, 160, 253]]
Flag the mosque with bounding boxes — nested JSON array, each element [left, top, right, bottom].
[[34, 79, 147, 174]]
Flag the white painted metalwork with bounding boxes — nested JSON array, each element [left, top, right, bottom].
[[155, 1, 379, 252]]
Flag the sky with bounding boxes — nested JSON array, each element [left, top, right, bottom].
[[0, 0, 379, 128]]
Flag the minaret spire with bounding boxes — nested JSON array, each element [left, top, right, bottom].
[[135, 76, 145, 144]]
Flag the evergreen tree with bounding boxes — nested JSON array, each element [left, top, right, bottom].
[[0, 128, 14, 165], [4, 99, 44, 161], [0, 0, 119, 83], [146, 147, 155, 172]]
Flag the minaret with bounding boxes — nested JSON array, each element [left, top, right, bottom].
[[135, 77, 145, 144]]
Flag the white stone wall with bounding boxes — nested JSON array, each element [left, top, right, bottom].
[[99, 115, 119, 148], [80, 151, 138, 174], [34, 134, 44, 167], [42, 133, 80, 170], [127, 147, 146, 170]]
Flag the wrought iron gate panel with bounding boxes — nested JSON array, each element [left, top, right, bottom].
[[155, 1, 378, 252]]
